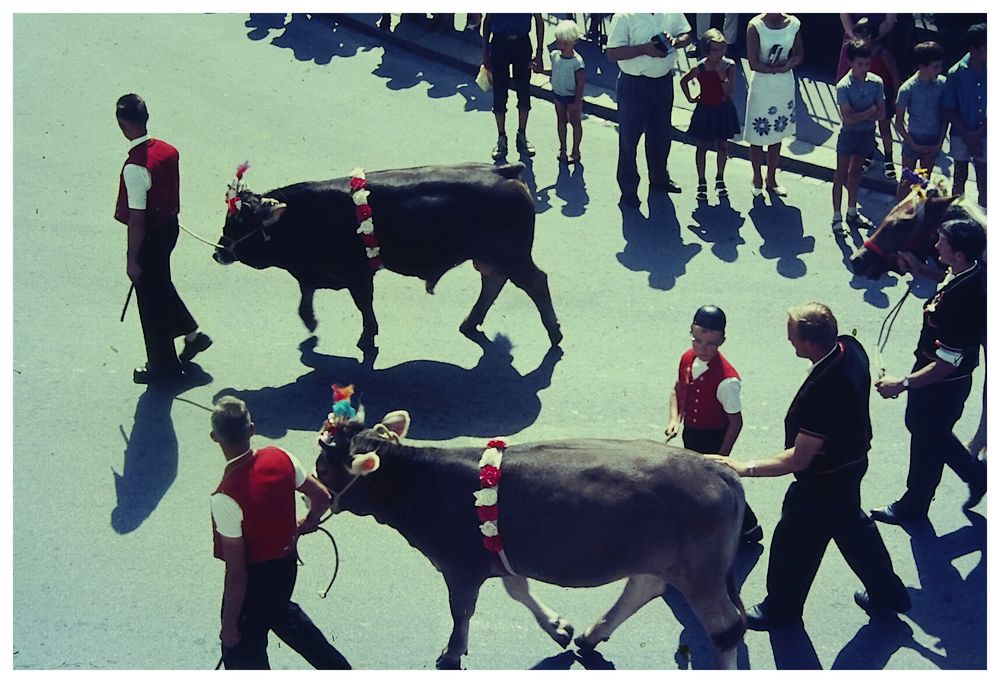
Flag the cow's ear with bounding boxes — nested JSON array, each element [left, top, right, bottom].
[[349, 451, 380, 475], [380, 410, 410, 439], [261, 203, 287, 227]]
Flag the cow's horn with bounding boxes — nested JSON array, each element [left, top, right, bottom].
[[261, 197, 286, 208]]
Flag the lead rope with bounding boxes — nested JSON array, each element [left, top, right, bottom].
[[875, 281, 914, 378], [178, 223, 224, 249]]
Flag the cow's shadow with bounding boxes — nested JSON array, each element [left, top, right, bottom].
[[536, 162, 590, 218], [216, 334, 562, 441], [687, 199, 747, 263], [662, 541, 763, 669], [747, 195, 814, 278], [111, 364, 213, 534], [833, 226, 900, 308], [617, 193, 703, 291]]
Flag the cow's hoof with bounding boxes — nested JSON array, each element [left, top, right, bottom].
[[435, 655, 463, 670], [548, 617, 574, 649]]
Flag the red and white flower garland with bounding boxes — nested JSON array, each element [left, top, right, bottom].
[[225, 161, 251, 215], [473, 439, 517, 575], [350, 168, 383, 271]]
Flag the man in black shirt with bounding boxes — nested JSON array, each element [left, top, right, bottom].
[[873, 218, 987, 524], [708, 303, 910, 629]]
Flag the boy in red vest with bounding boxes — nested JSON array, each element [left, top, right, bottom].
[[211, 396, 351, 670], [665, 306, 762, 544], [115, 94, 211, 383]]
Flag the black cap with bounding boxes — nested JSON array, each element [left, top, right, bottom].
[[692, 305, 726, 332]]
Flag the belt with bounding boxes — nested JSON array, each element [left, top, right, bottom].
[[494, 33, 526, 41], [621, 72, 672, 80]]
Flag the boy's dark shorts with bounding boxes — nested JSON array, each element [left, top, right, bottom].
[[837, 128, 877, 158]]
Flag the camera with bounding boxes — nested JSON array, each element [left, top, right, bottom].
[[651, 32, 674, 55]]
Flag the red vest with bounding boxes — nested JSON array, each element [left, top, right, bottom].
[[114, 138, 180, 229], [212, 446, 298, 565], [676, 348, 741, 430]]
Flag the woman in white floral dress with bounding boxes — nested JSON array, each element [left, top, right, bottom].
[[744, 13, 803, 196]]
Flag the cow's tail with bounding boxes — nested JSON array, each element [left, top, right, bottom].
[[494, 162, 526, 180]]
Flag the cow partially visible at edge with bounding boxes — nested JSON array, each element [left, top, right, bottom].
[[213, 163, 562, 362], [313, 396, 747, 669]]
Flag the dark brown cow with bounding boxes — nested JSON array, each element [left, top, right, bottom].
[[315, 409, 747, 669], [213, 163, 562, 361]]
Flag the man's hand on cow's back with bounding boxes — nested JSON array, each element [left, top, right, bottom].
[[704, 453, 748, 476]]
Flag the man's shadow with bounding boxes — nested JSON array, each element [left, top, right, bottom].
[[617, 193, 703, 291], [662, 542, 763, 669], [536, 162, 590, 218], [687, 199, 747, 263], [747, 195, 814, 278], [111, 364, 213, 534], [215, 333, 562, 441], [249, 13, 380, 65]]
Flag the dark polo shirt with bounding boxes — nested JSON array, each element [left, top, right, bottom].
[[915, 262, 986, 378]]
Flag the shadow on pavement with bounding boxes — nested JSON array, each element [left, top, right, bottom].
[[747, 194, 814, 278], [247, 13, 380, 65], [536, 162, 590, 218], [111, 364, 213, 534], [833, 228, 901, 309], [687, 199, 747, 263], [663, 541, 763, 670], [617, 193, 702, 291], [216, 334, 562, 441]]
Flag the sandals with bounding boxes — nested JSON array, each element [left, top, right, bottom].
[[696, 181, 708, 201], [861, 156, 873, 173], [715, 179, 728, 198], [766, 183, 788, 197], [557, 150, 568, 163], [751, 182, 764, 197], [568, 152, 581, 164], [884, 161, 897, 180]]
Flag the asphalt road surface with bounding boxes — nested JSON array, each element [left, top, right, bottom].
[[12, 14, 987, 670]]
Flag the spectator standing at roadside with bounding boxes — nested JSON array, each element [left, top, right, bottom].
[[835, 13, 896, 81], [606, 12, 692, 207], [744, 13, 803, 198], [832, 39, 884, 233], [852, 18, 900, 180], [539, 20, 586, 164], [482, 13, 544, 160], [944, 23, 987, 209], [894, 41, 947, 200], [680, 29, 741, 202], [689, 14, 739, 57]]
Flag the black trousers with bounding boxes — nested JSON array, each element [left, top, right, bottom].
[[899, 362, 980, 514], [135, 217, 197, 368], [761, 462, 908, 619], [616, 72, 675, 195], [490, 35, 532, 115], [222, 554, 351, 670], [683, 426, 759, 534]]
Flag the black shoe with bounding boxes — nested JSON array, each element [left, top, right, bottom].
[[492, 135, 508, 160], [650, 177, 682, 193], [964, 461, 987, 509], [133, 363, 183, 385], [618, 193, 641, 208], [854, 590, 911, 617], [870, 502, 926, 527], [696, 181, 708, 202], [745, 602, 801, 631], [179, 332, 213, 363], [515, 131, 535, 157], [741, 524, 764, 545], [846, 211, 877, 232]]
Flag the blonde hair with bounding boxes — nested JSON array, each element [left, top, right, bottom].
[[700, 28, 726, 55], [787, 303, 838, 346], [554, 19, 582, 43]]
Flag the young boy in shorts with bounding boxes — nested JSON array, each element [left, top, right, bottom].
[[833, 39, 885, 233], [895, 41, 946, 199], [944, 23, 987, 208]]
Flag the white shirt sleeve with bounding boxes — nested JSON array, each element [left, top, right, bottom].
[[716, 377, 743, 414], [667, 13, 692, 38], [606, 14, 631, 49], [122, 163, 152, 210], [286, 451, 307, 488], [211, 493, 244, 538]]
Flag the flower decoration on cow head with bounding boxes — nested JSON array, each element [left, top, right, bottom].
[[902, 163, 950, 202], [225, 161, 251, 216]]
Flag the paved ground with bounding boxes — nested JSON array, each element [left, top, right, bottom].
[[12, 14, 987, 670]]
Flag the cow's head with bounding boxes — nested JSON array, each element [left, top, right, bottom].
[[849, 192, 957, 280], [213, 189, 287, 267]]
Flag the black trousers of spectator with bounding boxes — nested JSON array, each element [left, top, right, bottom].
[[899, 364, 982, 515], [222, 554, 351, 670], [683, 426, 760, 535], [760, 461, 908, 619], [490, 35, 532, 115], [616, 72, 674, 196], [135, 217, 196, 369]]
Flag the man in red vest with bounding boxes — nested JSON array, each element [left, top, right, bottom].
[[115, 94, 211, 383], [211, 396, 351, 669], [665, 305, 762, 544]]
